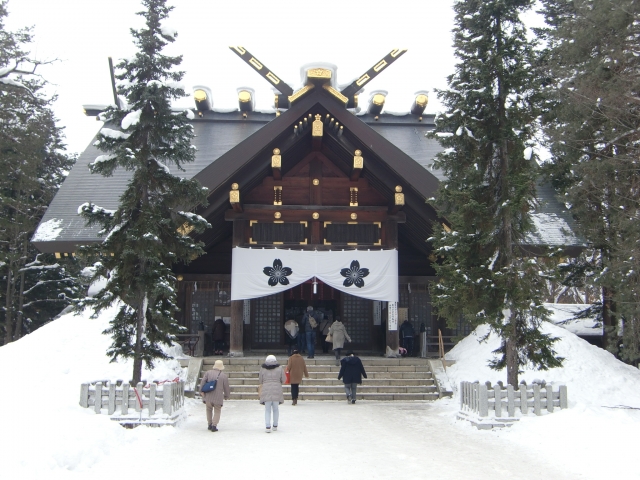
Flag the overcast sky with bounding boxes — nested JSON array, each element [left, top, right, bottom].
[[6, 0, 459, 154]]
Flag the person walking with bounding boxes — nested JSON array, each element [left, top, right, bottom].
[[302, 306, 319, 358], [199, 359, 231, 432], [400, 319, 415, 357], [319, 314, 332, 354], [285, 349, 309, 405], [338, 350, 367, 404], [259, 354, 286, 433], [212, 317, 226, 355], [284, 319, 299, 356], [328, 316, 351, 366]]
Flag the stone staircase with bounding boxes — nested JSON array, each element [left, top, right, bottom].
[[198, 356, 439, 401]]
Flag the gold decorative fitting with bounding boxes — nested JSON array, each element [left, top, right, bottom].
[[395, 185, 403, 193], [390, 49, 407, 57], [313, 178, 320, 186], [416, 94, 428, 107], [372, 93, 386, 106], [322, 84, 348, 105], [350, 213, 358, 220], [177, 222, 195, 236], [177, 275, 184, 282], [193, 89, 208, 102], [353, 94, 359, 108], [312, 114, 323, 137], [350, 187, 359, 207], [249, 57, 263, 70], [373, 59, 388, 72], [394, 192, 405, 206], [274, 186, 283, 205], [307, 68, 332, 80], [272, 149, 281, 169], [231, 46, 246, 55], [442, 223, 452, 233], [312, 212, 320, 220], [356, 74, 370, 87], [54, 252, 61, 259], [229, 190, 240, 204], [266, 72, 280, 85], [238, 90, 251, 103], [353, 150, 364, 169], [242, 112, 247, 119], [274, 211, 282, 219], [288, 84, 314, 104]]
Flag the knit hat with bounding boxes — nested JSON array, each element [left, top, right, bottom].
[[265, 355, 277, 365], [213, 360, 225, 370]]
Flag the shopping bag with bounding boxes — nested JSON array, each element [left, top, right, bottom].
[[285, 370, 291, 385]]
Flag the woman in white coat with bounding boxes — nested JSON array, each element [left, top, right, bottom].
[[328, 316, 351, 365], [259, 354, 286, 433]]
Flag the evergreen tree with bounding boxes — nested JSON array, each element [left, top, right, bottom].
[[78, 0, 209, 383], [539, 0, 640, 360], [0, 0, 79, 343], [429, 0, 563, 386]]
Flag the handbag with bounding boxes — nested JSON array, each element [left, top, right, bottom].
[[325, 333, 333, 342], [201, 371, 221, 393], [285, 371, 291, 385]]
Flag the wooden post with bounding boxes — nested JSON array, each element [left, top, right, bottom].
[[559, 385, 568, 409], [94, 382, 103, 414], [546, 385, 554, 413], [135, 383, 143, 412], [519, 383, 528, 415], [80, 383, 89, 408], [478, 383, 489, 417], [230, 218, 245, 356], [494, 384, 502, 417], [122, 383, 129, 414], [108, 382, 116, 415], [163, 383, 172, 415], [460, 382, 466, 410], [149, 384, 156, 415], [385, 218, 399, 356], [533, 384, 542, 416], [507, 385, 515, 417]]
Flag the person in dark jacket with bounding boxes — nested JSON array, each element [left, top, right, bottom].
[[399, 320, 415, 356], [212, 318, 226, 355], [338, 350, 367, 404], [301, 306, 318, 358]]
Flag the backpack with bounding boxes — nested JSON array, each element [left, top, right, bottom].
[[308, 314, 318, 329]]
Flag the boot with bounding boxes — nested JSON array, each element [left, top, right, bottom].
[[292, 398, 297, 406]]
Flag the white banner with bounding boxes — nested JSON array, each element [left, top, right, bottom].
[[231, 247, 398, 302]]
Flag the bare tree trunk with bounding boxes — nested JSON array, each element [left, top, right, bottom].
[[506, 320, 518, 387], [15, 238, 28, 339], [132, 298, 145, 385], [4, 262, 13, 344]]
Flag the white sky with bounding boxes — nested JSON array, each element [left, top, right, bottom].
[[4, 0, 458, 154]]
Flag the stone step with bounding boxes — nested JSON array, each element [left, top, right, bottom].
[[229, 384, 438, 394], [228, 392, 440, 401], [200, 371, 432, 382], [227, 378, 435, 387], [202, 364, 432, 374], [202, 357, 430, 366]]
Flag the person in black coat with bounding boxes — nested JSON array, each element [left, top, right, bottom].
[[337, 350, 367, 404], [399, 320, 415, 356], [212, 318, 226, 355]]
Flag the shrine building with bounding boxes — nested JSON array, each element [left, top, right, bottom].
[[32, 49, 582, 356]]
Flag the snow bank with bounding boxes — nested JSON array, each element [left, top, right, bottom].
[[0, 306, 185, 476], [445, 322, 640, 408]]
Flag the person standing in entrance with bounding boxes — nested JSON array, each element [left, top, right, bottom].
[[285, 349, 309, 405], [338, 350, 367, 404], [212, 317, 226, 355], [329, 316, 351, 366], [259, 354, 286, 433], [302, 306, 318, 359], [199, 359, 231, 432], [400, 319, 415, 356], [319, 313, 332, 354]]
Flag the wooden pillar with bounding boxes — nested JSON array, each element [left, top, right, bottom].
[[230, 219, 245, 356], [385, 218, 399, 356]]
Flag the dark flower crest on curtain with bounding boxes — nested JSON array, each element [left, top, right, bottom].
[[263, 259, 292, 286], [340, 260, 369, 288]]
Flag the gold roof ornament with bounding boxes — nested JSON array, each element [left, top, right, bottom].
[[353, 150, 364, 170], [274, 211, 282, 219], [411, 91, 429, 116], [394, 185, 404, 206], [350, 213, 358, 220], [312, 212, 320, 220], [272, 148, 281, 169], [312, 114, 323, 137], [307, 68, 332, 83]]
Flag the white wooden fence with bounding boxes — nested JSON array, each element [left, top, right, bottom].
[[460, 381, 568, 417], [79, 380, 185, 416]]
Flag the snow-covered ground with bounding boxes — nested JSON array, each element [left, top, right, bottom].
[[2, 307, 639, 479]]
